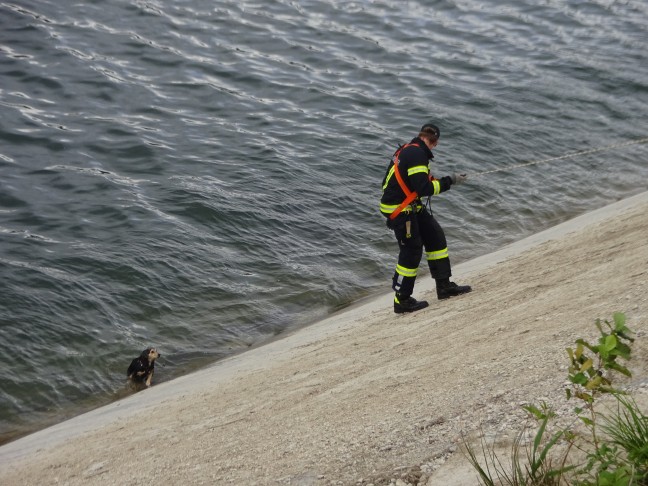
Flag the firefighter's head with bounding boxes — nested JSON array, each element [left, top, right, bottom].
[[419, 122, 440, 149]]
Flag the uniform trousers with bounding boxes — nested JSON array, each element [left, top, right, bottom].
[[390, 207, 451, 297]]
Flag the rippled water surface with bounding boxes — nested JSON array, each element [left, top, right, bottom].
[[1, 0, 647, 442]]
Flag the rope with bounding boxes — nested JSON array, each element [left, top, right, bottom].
[[469, 136, 648, 177]]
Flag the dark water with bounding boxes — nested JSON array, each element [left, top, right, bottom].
[[0, 0, 647, 443]]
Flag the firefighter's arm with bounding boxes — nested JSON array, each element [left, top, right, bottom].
[[418, 174, 452, 196]]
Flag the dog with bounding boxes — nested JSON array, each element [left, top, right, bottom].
[[127, 347, 160, 388]]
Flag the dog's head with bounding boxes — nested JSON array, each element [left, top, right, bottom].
[[140, 347, 160, 362]]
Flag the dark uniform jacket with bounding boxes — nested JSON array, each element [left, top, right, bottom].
[[380, 137, 453, 218]]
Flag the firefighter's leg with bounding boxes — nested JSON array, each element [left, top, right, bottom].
[[390, 215, 428, 313], [418, 208, 451, 280], [391, 216, 422, 297], [418, 209, 472, 300]]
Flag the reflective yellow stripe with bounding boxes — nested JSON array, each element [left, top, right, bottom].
[[382, 166, 395, 191], [407, 165, 429, 177], [380, 203, 399, 214], [380, 203, 421, 215], [426, 247, 449, 261], [395, 264, 418, 278], [432, 179, 441, 195]]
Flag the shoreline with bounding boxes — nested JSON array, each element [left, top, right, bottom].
[[1, 191, 647, 485]]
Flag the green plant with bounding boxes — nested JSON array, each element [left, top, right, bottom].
[[462, 313, 648, 486], [463, 403, 574, 486], [601, 394, 648, 483], [566, 312, 634, 403], [565, 313, 638, 484]]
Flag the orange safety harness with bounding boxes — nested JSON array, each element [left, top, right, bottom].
[[389, 142, 421, 220]]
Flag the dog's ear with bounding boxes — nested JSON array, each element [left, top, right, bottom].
[[140, 348, 152, 358]]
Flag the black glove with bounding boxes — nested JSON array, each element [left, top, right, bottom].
[[452, 172, 467, 185]]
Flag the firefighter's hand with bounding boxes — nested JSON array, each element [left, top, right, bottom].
[[452, 172, 467, 185]]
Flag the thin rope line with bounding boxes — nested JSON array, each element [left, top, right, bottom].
[[469, 136, 648, 177]]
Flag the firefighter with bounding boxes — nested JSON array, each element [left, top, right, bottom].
[[380, 122, 471, 313]]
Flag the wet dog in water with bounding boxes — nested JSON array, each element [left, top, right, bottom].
[[127, 347, 160, 388]]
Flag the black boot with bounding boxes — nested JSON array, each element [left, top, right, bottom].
[[394, 294, 429, 314], [436, 279, 472, 300]]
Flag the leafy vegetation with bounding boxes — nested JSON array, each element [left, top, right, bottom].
[[464, 313, 648, 485]]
